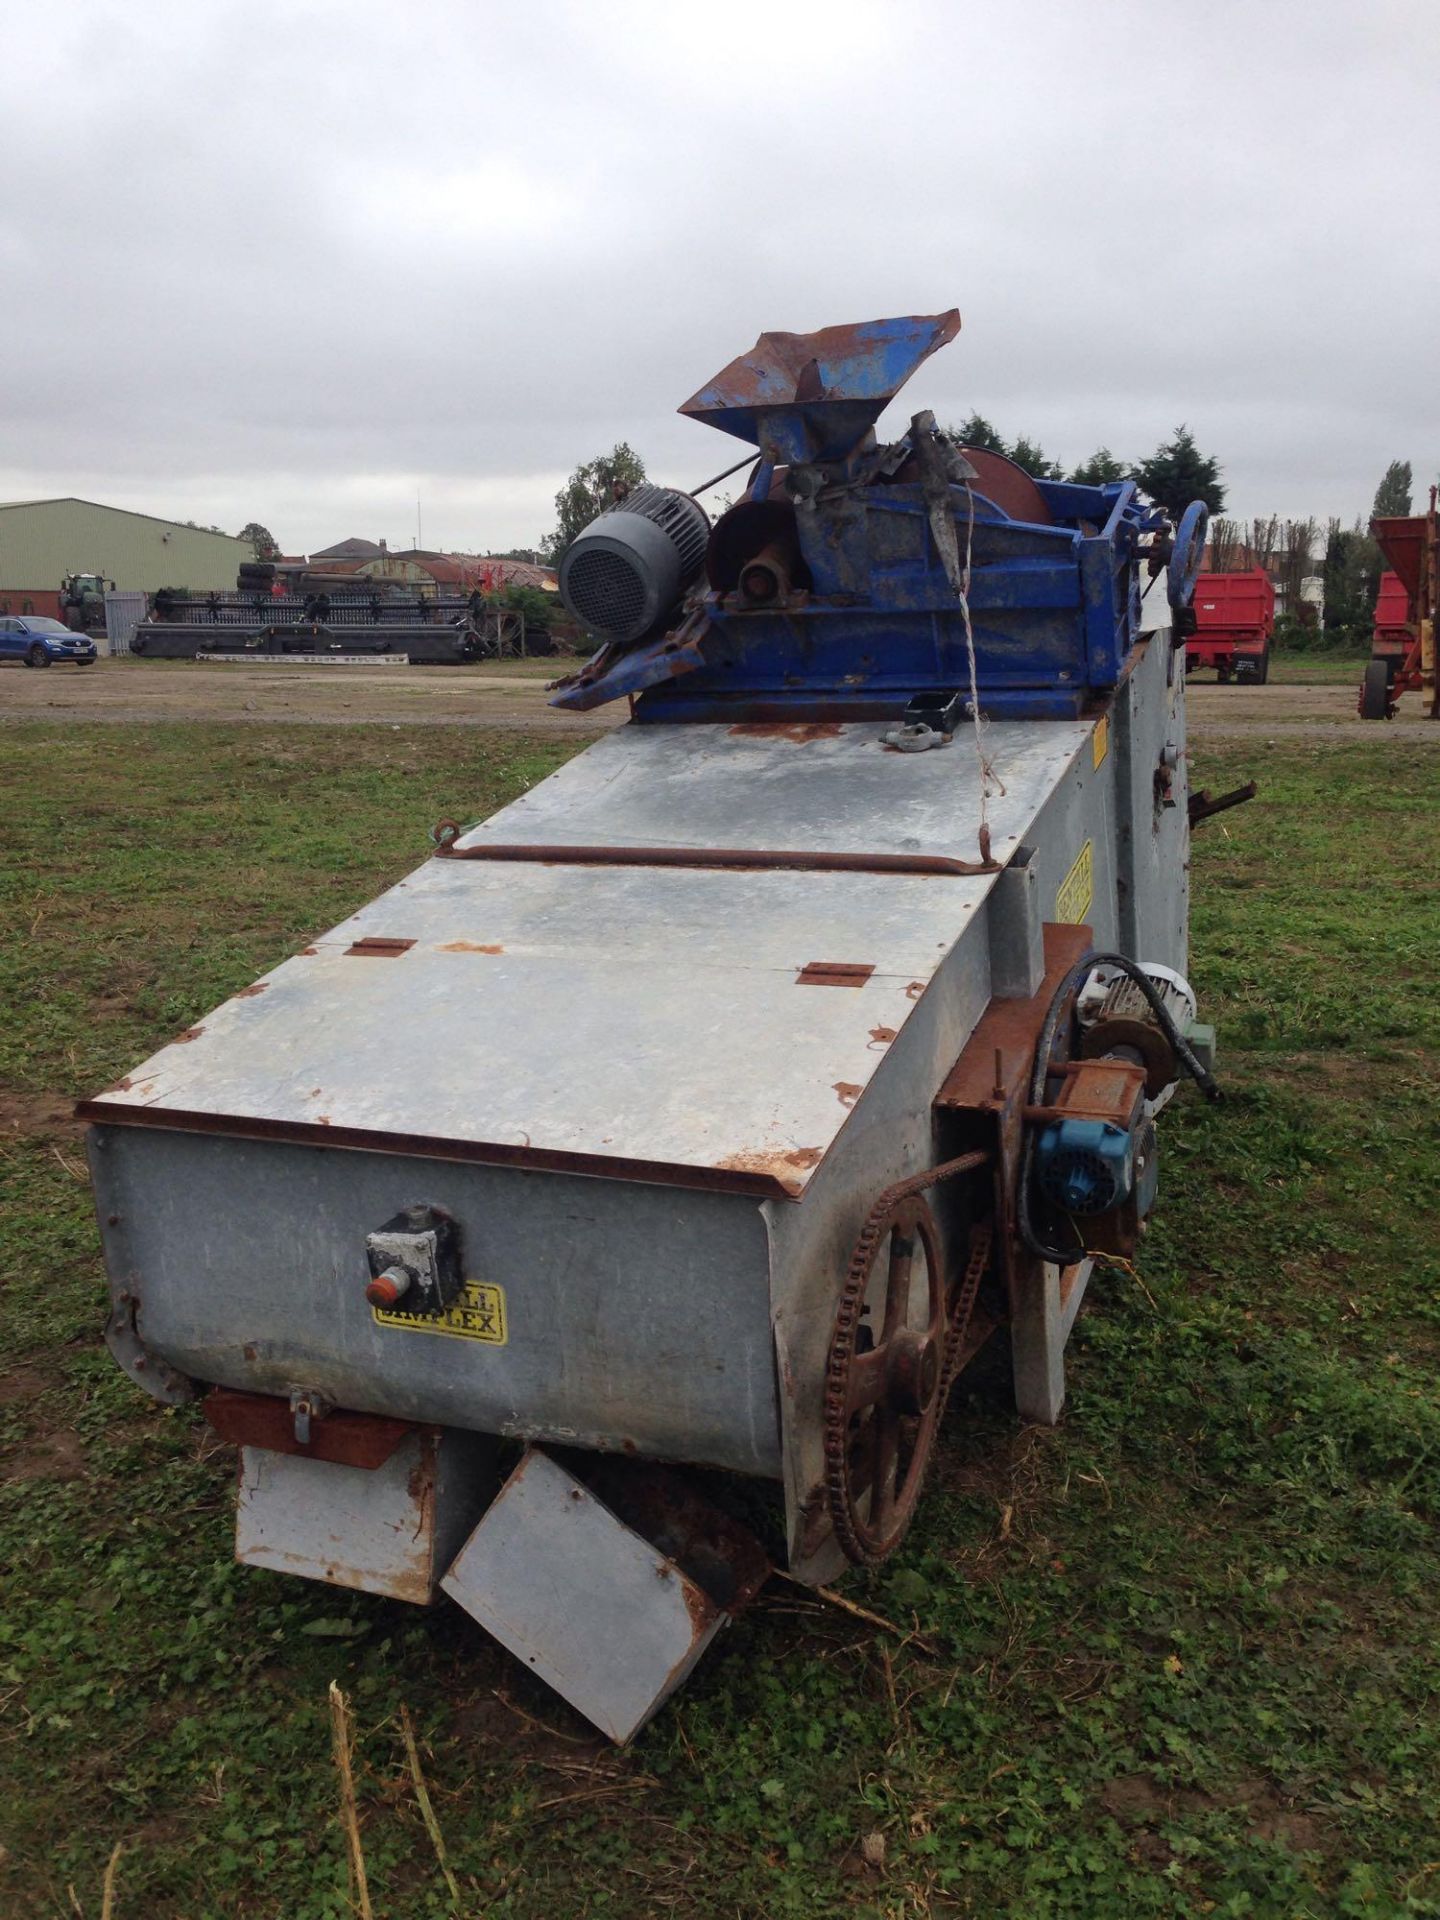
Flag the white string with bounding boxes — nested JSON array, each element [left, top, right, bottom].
[[956, 480, 1005, 836]]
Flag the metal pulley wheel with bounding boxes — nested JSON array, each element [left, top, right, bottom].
[[823, 1151, 992, 1567], [823, 1191, 947, 1566]]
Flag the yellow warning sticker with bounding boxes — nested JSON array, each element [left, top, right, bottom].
[[1092, 716, 1109, 768], [1056, 840, 1094, 925], [373, 1279, 507, 1346]]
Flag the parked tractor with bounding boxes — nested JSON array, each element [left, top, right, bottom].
[[59, 572, 112, 635]]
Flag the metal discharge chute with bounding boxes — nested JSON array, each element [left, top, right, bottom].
[[82, 310, 1216, 1743]]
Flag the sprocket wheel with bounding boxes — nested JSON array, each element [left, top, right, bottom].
[[824, 1191, 949, 1567]]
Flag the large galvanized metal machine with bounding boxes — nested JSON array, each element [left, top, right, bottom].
[[82, 311, 1218, 1742]]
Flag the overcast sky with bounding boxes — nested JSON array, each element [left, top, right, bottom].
[[3, 1, 1437, 557]]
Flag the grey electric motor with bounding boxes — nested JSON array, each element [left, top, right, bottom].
[[559, 484, 709, 644]]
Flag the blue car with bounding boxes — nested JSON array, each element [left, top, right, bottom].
[[0, 615, 99, 667]]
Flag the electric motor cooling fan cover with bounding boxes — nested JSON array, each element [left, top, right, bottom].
[[559, 485, 709, 644]]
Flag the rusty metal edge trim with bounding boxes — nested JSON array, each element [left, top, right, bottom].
[[435, 841, 994, 877], [75, 1100, 802, 1201]]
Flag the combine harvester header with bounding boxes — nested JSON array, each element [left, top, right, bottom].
[[82, 310, 1222, 1742]]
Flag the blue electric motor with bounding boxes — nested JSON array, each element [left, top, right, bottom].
[[1035, 1114, 1159, 1219]]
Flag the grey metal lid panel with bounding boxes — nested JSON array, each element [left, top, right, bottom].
[[82, 860, 997, 1194], [82, 718, 1098, 1193], [460, 720, 1094, 863]]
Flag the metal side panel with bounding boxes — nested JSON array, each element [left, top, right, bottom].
[[766, 674, 1190, 1573], [1113, 627, 1189, 973], [236, 1427, 497, 1604], [442, 1449, 727, 1745], [89, 1132, 782, 1476], [763, 878, 1001, 1580]]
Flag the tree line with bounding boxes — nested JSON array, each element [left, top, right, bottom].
[[940, 417, 1227, 523]]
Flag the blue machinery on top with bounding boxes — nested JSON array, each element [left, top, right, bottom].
[[550, 309, 1207, 724]]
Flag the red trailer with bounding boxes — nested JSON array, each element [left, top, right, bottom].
[[1372, 571, 1413, 685], [1187, 568, 1275, 683], [1360, 493, 1438, 720]]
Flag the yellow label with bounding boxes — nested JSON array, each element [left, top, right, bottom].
[[1092, 716, 1109, 768], [1056, 840, 1094, 924], [373, 1278, 507, 1346]]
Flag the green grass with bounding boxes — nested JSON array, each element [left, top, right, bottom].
[[1267, 654, 1369, 684], [3, 726, 1440, 1918]]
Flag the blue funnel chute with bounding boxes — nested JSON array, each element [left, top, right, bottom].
[[679, 310, 961, 465]]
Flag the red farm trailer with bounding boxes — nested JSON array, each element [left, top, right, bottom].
[[1187, 568, 1275, 683], [1372, 571, 1413, 683], [1361, 491, 1438, 720]]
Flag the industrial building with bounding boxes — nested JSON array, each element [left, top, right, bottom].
[[0, 497, 252, 617]]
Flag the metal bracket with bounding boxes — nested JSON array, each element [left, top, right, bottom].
[[105, 1290, 198, 1407], [881, 686, 966, 752], [289, 1389, 333, 1446], [880, 721, 950, 753]]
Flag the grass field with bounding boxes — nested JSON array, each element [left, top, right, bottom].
[[3, 724, 1439, 1919], [1257, 653, 1368, 685]]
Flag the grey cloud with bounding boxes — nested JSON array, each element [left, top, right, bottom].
[[3, 0, 1436, 552]]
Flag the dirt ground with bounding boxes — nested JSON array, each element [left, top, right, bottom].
[[2, 653, 1436, 739], [0, 655, 617, 733]]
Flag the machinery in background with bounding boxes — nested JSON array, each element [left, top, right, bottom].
[[1372, 571, 1412, 684], [130, 573, 540, 663], [83, 310, 1218, 1744], [1361, 490, 1438, 719], [59, 571, 113, 635], [1186, 568, 1274, 683], [550, 312, 1208, 724]]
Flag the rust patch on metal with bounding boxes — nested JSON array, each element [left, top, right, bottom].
[[679, 1573, 719, 1635], [833, 1082, 862, 1108], [107, 1077, 134, 1093], [905, 981, 926, 1000], [345, 936, 416, 958], [797, 961, 874, 988], [935, 924, 1093, 1113], [175, 1026, 205, 1044], [301, 946, 319, 956], [232, 983, 267, 999], [205, 1387, 416, 1468], [868, 1025, 898, 1046], [438, 940, 505, 954], [726, 721, 843, 743], [716, 1144, 823, 1192]]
